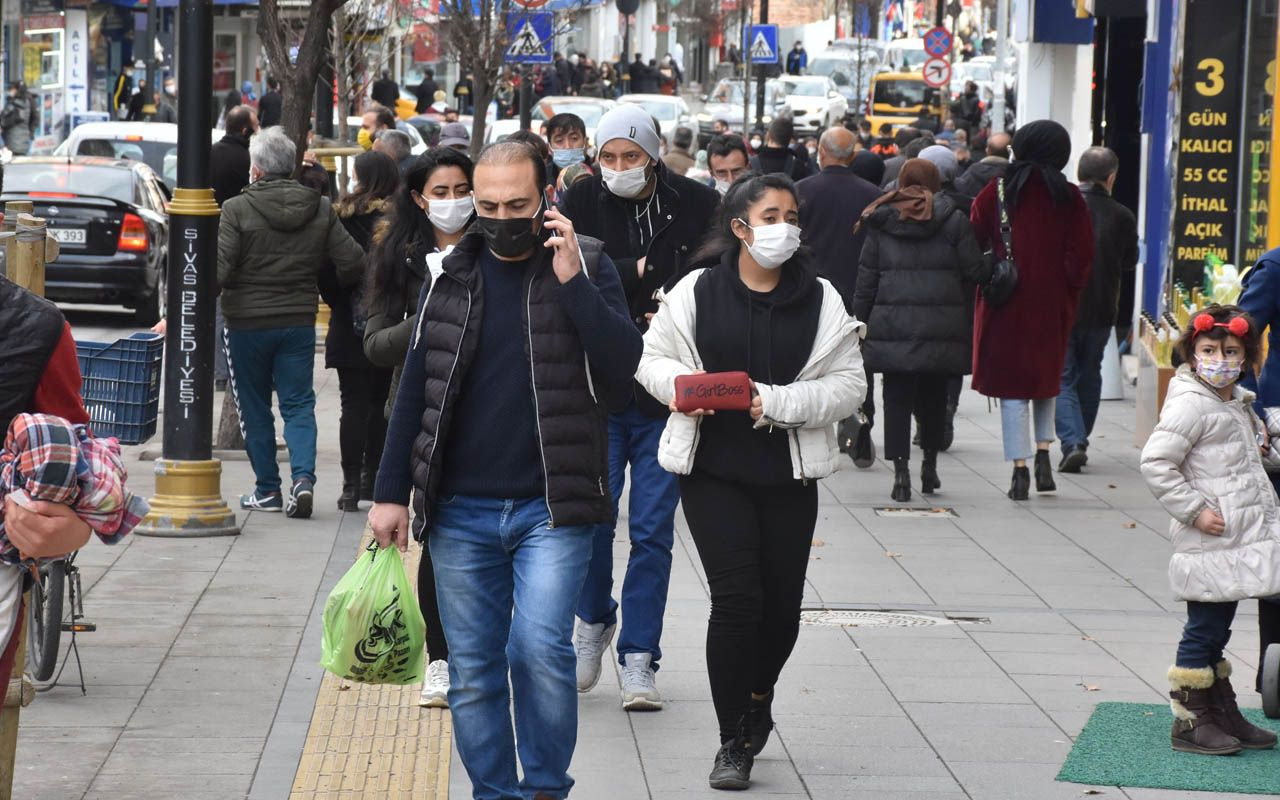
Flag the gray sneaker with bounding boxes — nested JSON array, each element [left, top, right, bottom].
[[621, 652, 663, 711], [574, 618, 616, 692]]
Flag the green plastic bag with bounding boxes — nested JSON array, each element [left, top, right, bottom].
[[320, 543, 426, 685]]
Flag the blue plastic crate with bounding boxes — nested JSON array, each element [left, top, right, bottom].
[[76, 332, 164, 444]]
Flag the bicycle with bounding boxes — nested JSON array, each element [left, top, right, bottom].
[[26, 552, 95, 692]]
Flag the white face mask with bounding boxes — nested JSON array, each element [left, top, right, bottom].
[[428, 196, 474, 234], [601, 163, 651, 199], [714, 179, 731, 196], [738, 221, 801, 270]]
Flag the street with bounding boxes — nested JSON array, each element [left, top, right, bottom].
[[5, 306, 1266, 798]]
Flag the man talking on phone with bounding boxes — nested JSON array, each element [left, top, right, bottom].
[[369, 140, 641, 800]]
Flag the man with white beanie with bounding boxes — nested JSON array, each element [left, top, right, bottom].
[[560, 103, 720, 712]]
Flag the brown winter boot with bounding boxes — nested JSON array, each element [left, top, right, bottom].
[[1211, 660, 1277, 749], [1168, 665, 1243, 755]]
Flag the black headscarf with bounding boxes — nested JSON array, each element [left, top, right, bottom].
[[851, 150, 886, 186], [1005, 120, 1072, 209]]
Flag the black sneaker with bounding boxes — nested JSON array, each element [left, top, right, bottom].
[[1059, 446, 1088, 473], [709, 738, 753, 791], [747, 691, 775, 755], [286, 478, 314, 519]]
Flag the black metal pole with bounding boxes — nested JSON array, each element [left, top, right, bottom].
[[520, 64, 532, 131], [140, 0, 237, 537], [163, 0, 216, 461], [315, 29, 335, 139], [142, 3, 158, 115], [622, 21, 631, 94], [754, 0, 768, 130]]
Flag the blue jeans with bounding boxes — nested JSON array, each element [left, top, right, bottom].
[[999, 398, 1056, 462], [577, 405, 679, 667], [1056, 326, 1112, 452], [225, 326, 317, 494], [1177, 600, 1238, 669], [429, 495, 593, 800]]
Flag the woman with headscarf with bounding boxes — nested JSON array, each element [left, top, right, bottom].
[[970, 120, 1094, 500], [853, 159, 989, 501]]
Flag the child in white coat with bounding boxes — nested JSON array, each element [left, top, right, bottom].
[[1140, 303, 1279, 755]]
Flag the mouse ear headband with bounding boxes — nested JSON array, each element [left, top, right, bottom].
[[1193, 313, 1249, 337]]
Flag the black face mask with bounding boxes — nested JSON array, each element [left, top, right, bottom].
[[474, 198, 545, 259]]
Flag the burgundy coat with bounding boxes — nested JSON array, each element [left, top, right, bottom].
[[970, 172, 1094, 399]]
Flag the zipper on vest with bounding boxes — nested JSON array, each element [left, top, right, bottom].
[[527, 277, 557, 528], [425, 275, 472, 519]]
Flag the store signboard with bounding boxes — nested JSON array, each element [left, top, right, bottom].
[[1169, 0, 1245, 290], [1236, 0, 1276, 264]]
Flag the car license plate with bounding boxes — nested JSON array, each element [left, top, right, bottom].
[[50, 228, 86, 245]]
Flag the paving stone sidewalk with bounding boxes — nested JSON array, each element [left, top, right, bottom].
[[12, 349, 1270, 799]]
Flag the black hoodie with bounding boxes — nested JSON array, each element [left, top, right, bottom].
[[691, 250, 823, 485]]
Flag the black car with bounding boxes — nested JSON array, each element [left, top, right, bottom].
[[2, 157, 169, 324]]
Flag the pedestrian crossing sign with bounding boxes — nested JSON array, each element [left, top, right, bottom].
[[746, 24, 779, 64], [505, 12, 554, 64]]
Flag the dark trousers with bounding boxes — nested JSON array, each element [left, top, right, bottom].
[[679, 471, 818, 742], [1177, 600, 1238, 669], [882, 372, 948, 460], [1056, 325, 1112, 452], [335, 367, 392, 477], [419, 544, 449, 661]]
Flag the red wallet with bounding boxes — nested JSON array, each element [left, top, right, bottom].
[[673, 371, 753, 412]]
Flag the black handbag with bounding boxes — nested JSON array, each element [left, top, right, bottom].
[[982, 178, 1019, 307]]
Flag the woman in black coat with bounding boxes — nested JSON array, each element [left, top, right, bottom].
[[318, 151, 399, 511], [853, 158, 989, 501]]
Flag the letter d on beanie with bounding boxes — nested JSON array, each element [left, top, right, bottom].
[[595, 105, 661, 161]]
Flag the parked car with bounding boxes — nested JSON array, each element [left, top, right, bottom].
[[949, 61, 995, 104], [344, 116, 428, 155], [617, 94, 694, 138], [51, 121, 220, 189], [483, 96, 618, 146], [778, 76, 849, 133], [696, 78, 789, 145], [2, 157, 169, 324], [884, 39, 930, 73]]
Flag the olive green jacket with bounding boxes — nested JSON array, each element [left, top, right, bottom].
[[217, 177, 364, 330]]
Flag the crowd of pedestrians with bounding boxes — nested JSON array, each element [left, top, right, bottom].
[[177, 69, 1185, 794]]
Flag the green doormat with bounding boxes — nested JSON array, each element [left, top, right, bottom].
[[1057, 702, 1280, 795]]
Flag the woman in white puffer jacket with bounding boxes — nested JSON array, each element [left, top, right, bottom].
[[1139, 304, 1279, 757]]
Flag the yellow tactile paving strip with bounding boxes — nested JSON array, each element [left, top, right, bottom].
[[291, 535, 452, 799]]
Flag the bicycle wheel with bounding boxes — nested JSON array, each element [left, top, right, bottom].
[[26, 562, 64, 682]]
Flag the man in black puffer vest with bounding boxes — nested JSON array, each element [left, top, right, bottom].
[[370, 141, 641, 799], [560, 105, 719, 711]]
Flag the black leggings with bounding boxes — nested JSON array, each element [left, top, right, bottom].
[[419, 544, 449, 661], [679, 471, 818, 742], [882, 372, 948, 460], [336, 367, 392, 476]]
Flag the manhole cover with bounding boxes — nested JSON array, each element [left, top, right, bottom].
[[799, 609, 988, 628], [874, 507, 957, 518]]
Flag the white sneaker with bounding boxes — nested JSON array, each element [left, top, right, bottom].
[[574, 618, 617, 692], [418, 659, 450, 708], [621, 652, 663, 711]]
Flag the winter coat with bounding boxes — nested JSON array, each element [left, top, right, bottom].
[[402, 231, 641, 534], [560, 160, 720, 415], [636, 264, 866, 481], [1140, 367, 1280, 603], [796, 164, 883, 307], [210, 133, 251, 207], [954, 156, 1007, 198], [217, 178, 365, 330], [853, 194, 990, 375], [363, 230, 433, 413], [1074, 183, 1138, 329], [1240, 247, 1280, 409], [0, 94, 32, 155], [318, 196, 390, 370], [0, 278, 65, 432], [969, 172, 1094, 399], [662, 148, 695, 176], [258, 90, 282, 127]]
